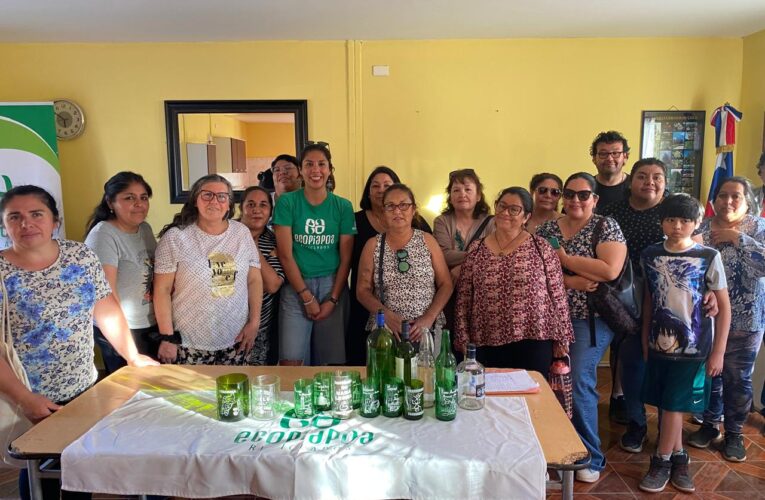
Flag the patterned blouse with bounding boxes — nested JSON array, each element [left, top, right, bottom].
[[454, 235, 574, 350], [699, 215, 765, 333], [536, 215, 626, 320], [0, 240, 110, 402], [365, 229, 446, 331]]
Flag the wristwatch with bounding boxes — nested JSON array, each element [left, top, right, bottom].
[[328, 296, 339, 305]]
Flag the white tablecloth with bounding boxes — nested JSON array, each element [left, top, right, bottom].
[[61, 389, 545, 499]]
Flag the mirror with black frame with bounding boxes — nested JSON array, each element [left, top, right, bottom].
[[165, 100, 308, 203]]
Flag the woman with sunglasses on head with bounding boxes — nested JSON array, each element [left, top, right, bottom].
[[239, 186, 285, 365], [84, 172, 159, 374], [357, 184, 452, 344], [526, 173, 564, 233], [0, 185, 157, 500], [536, 172, 628, 484], [154, 174, 263, 365], [454, 187, 573, 375], [273, 142, 356, 366], [686, 176, 765, 462], [346, 166, 433, 365]]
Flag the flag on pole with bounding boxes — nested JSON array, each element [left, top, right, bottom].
[[705, 103, 742, 217]]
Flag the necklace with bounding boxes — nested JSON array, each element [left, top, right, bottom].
[[493, 229, 524, 255]]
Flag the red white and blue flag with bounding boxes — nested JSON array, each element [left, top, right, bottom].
[[705, 104, 742, 217]]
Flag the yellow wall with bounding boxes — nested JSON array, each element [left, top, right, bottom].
[[0, 37, 745, 238], [244, 122, 296, 158], [739, 29, 765, 180]]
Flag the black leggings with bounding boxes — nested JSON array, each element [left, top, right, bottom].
[[476, 339, 553, 376]]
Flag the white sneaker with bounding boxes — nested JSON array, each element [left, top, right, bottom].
[[575, 468, 600, 483]]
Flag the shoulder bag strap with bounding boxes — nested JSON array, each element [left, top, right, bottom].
[[466, 215, 494, 249], [377, 233, 386, 306], [587, 217, 607, 347]]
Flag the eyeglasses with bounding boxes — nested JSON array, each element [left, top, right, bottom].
[[383, 202, 414, 212], [562, 189, 594, 201], [495, 202, 524, 216], [535, 186, 562, 197], [199, 190, 230, 203], [396, 249, 410, 273], [595, 151, 625, 159], [449, 168, 476, 178], [305, 140, 330, 150]]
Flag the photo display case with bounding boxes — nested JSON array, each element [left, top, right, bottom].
[[640, 110, 705, 198]]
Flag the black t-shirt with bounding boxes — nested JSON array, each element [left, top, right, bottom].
[[594, 176, 630, 214], [600, 199, 665, 273]]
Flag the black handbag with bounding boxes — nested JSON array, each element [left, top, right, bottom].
[[587, 217, 642, 341]]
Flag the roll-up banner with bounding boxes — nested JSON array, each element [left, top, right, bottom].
[[0, 102, 64, 248]]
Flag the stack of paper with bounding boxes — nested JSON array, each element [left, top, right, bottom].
[[485, 370, 540, 395]]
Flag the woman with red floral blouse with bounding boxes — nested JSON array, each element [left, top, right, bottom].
[[454, 186, 573, 374]]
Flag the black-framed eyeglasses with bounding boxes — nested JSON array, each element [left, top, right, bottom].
[[396, 249, 410, 273], [535, 186, 562, 197], [495, 202, 524, 216], [305, 140, 330, 150], [562, 189, 594, 201], [199, 190, 230, 203], [383, 202, 414, 212], [595, 151, 625, 159]]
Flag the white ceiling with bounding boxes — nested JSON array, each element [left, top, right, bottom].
[[1, 0, 764, 43]]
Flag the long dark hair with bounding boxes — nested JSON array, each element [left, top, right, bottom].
[[360, 166, 401, 210], [159, 174, 234, 237], [85, 171, 153, 237]]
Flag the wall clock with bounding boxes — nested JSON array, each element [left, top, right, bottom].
[[53, 99, 86, 140]]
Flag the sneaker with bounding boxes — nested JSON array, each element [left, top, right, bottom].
[[609, 396, 629, 425], [687, 423, 721, 448], [722, 433, 746, 462], [620, 421, 648, 453], [639, 455, 672, 493], [575, 468, 600, 483], [670, 451, 695, 493]]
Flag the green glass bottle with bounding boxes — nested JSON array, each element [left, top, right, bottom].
[[366, 309, 395, 396], [395, 321, 416, 386], [435, 329, 457, 421]]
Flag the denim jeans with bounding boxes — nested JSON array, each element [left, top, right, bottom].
[[570, 317, 614, 472], [278, 276, 347, 366], [618, 332, 647, 427], [703, 329, 764, 434]]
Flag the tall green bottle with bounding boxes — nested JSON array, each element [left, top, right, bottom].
[[366, 309, 395, 396], [395, 321, 416, 386], [435, 329, 458, 421]]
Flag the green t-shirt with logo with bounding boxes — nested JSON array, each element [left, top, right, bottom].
[[273, 189, 357, 278]]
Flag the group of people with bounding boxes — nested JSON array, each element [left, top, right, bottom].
[[1, 133, 764, 497]]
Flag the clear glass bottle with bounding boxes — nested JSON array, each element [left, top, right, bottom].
[[417, 328, 435, 408], [457, 343, 485, 410]]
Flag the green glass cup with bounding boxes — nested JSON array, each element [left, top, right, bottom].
[[216, 373, 250, 421], [360, 377, 380, 418], [382, 377, 404, 418], [313, 372, 333, 412], [349, 370, 362, 409], [293, 378, 315, 418], [404, 379, 424, 420]]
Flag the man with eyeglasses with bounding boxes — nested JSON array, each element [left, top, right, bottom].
[[591, 130, 631, 214]]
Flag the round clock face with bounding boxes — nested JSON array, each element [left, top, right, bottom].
[[53, 99, 85, 140]]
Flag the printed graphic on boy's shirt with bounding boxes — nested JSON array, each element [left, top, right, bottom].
[[208, 252, 237, 298], [644, 255, 709, 357]]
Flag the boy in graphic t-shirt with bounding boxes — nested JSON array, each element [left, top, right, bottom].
[[638, 194, 730, 494]]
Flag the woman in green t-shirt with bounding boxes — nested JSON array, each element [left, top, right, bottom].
[[273, 142, 356, 365]]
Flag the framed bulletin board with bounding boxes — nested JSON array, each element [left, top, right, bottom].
[[640, 110, 705, 198]]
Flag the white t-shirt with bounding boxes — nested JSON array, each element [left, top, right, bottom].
[[155, 220, 260, 350]]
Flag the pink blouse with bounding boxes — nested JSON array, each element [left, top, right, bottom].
[[454, 235, 574, 350]]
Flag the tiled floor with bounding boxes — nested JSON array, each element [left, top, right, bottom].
[[2, 367, 764, 499]]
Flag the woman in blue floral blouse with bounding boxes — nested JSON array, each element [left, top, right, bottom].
[[0, 186, 156, 499], [688, 176, 765, 462]]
